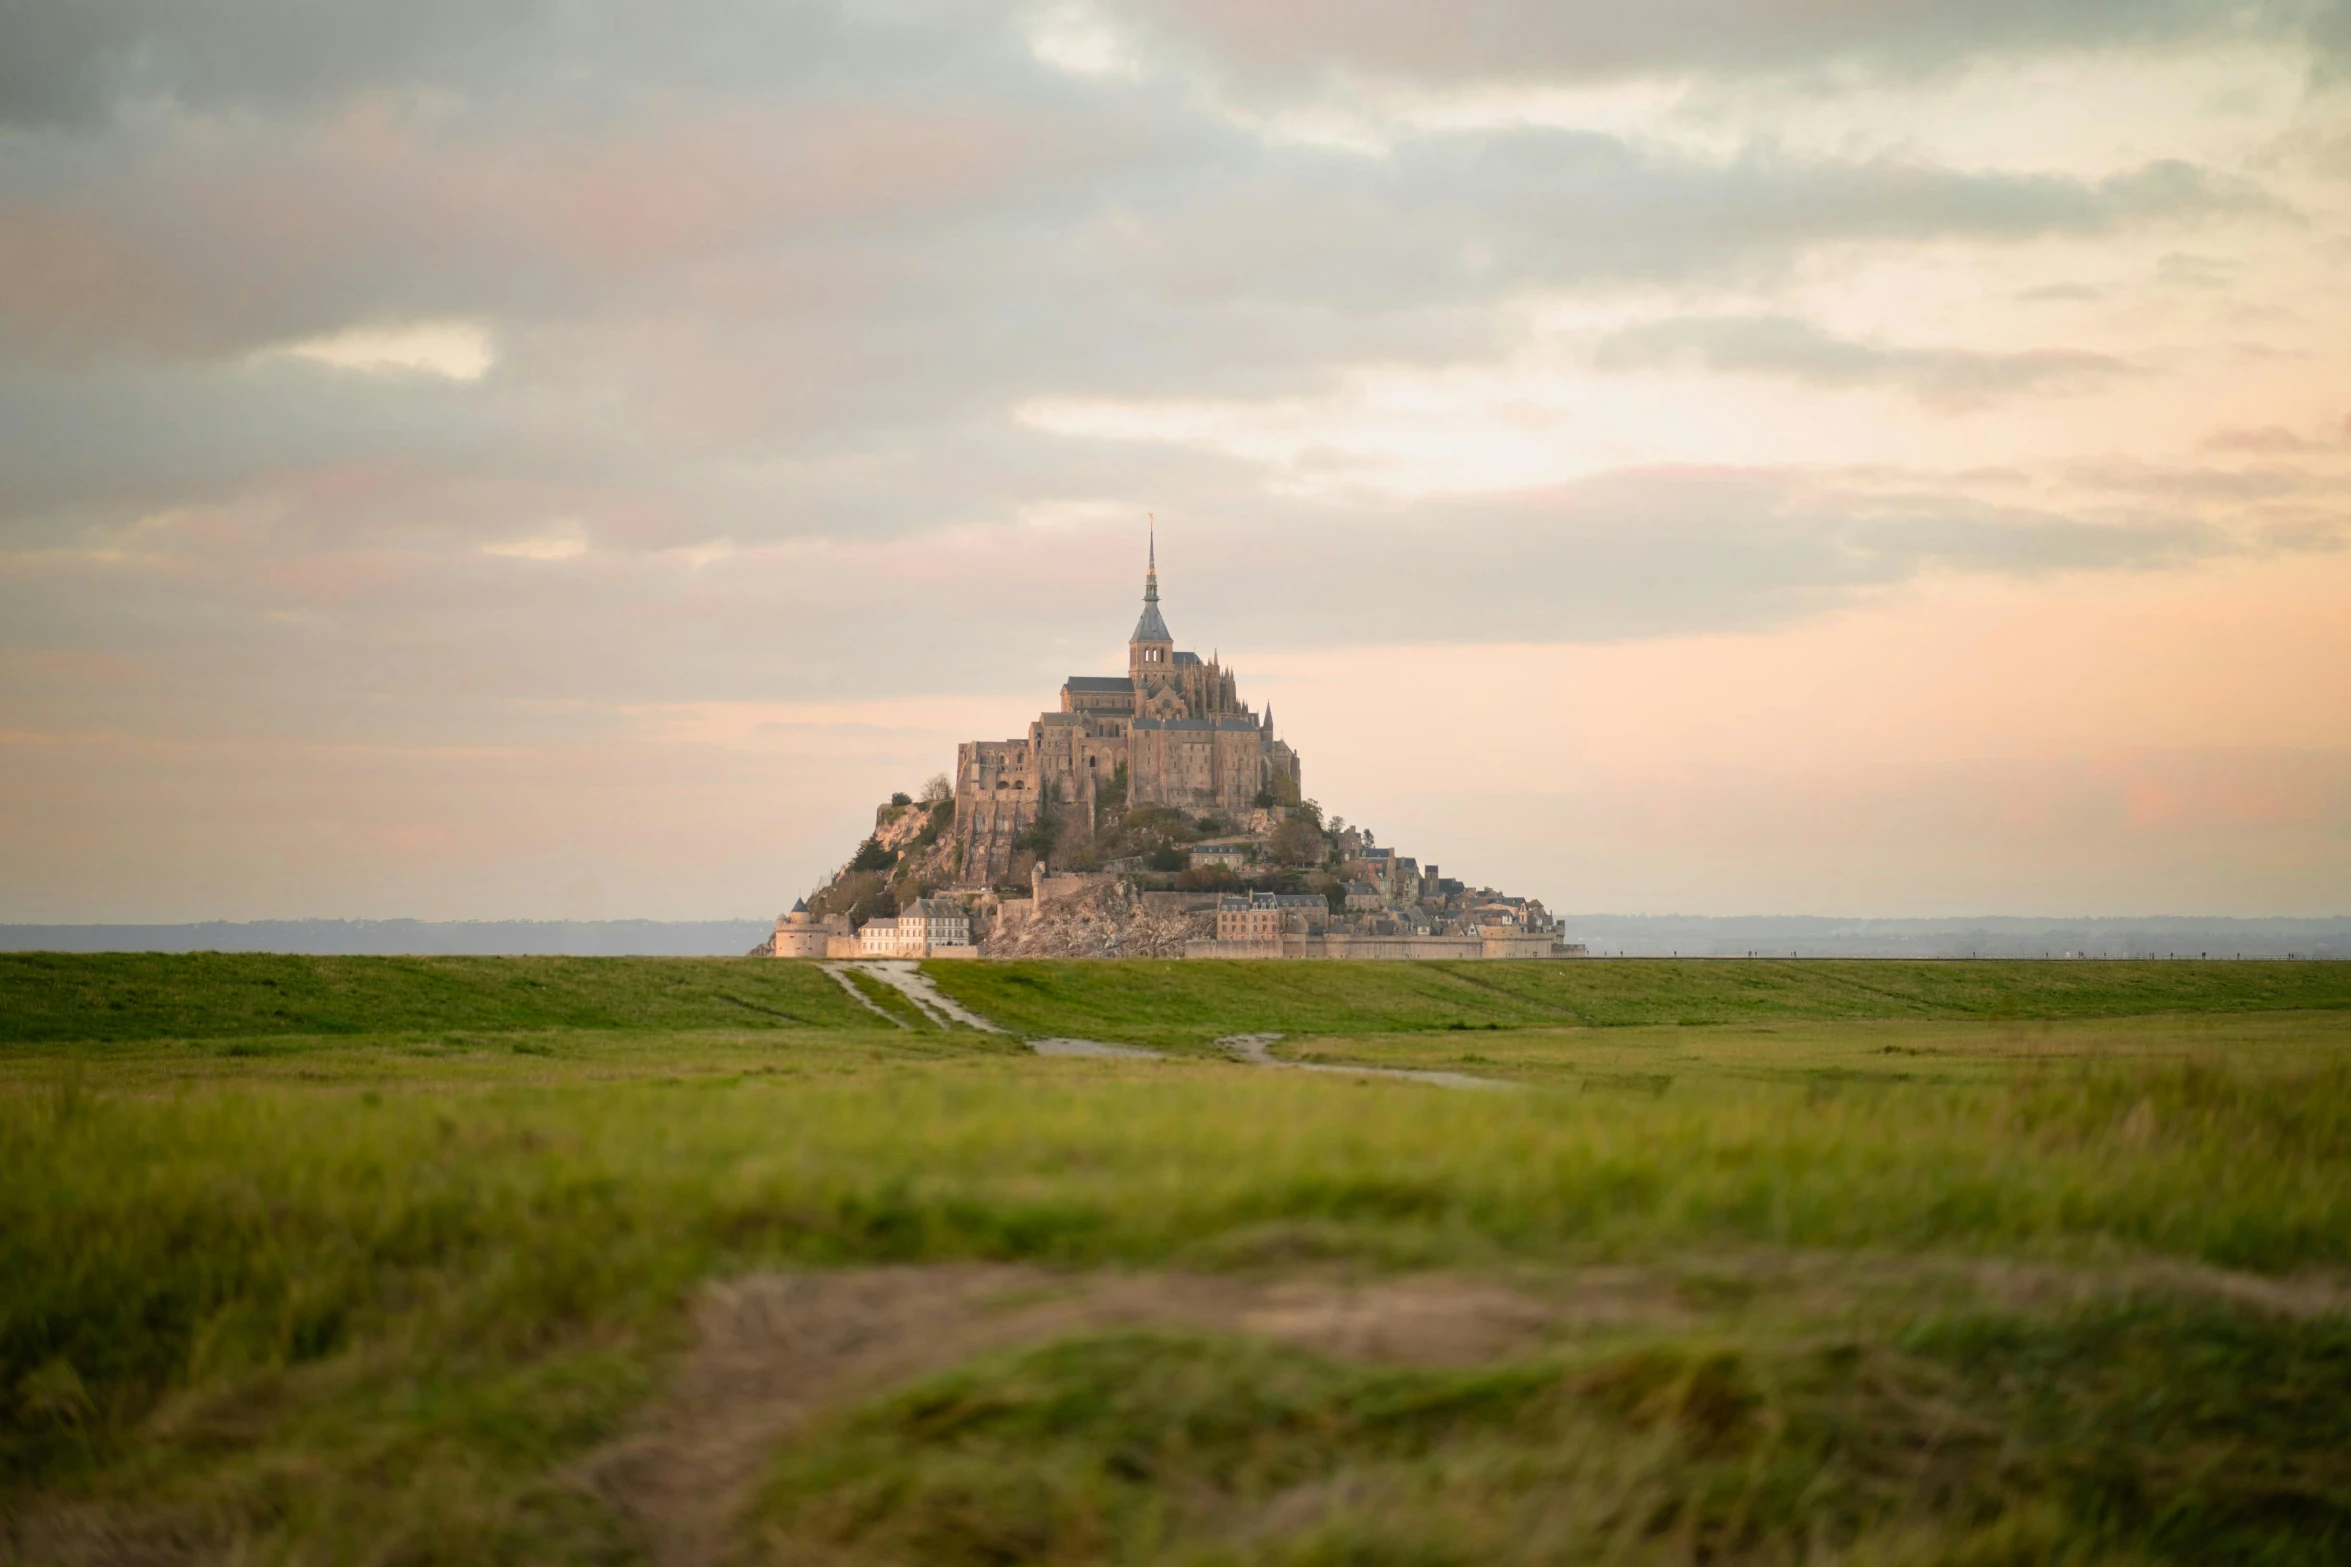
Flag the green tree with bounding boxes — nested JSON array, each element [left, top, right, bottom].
[[1269, 815, 1325, 868]]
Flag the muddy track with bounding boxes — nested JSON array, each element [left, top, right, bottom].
[[814, 963, 905, 1028], [849, 961, 1003, 1031], [1217, 1032, 1514, 1090], [574, 1265, 1619, 1567]]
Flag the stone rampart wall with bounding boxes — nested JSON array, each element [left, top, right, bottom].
[[1183, 935, 1586, 961]]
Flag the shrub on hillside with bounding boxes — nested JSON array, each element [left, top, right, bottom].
[[1268, 816, 1325, 867]]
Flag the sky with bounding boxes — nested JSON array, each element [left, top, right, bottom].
[[3, 1, 2349, 922]]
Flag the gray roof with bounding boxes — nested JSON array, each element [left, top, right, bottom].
[[1131, 716, 1262, 732], [1131, 601, 1171, 643], [1173, 650, 1202, 667], [790, 898, 807, 913], [1065, 676, 1134, 692]]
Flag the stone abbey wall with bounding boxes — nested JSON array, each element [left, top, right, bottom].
[[950, 547, 1300, 887]]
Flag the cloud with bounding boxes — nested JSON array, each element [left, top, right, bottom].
[[2015, 282, 2105, 303], [0, 458, 2252, 728], [269, 321, 492, 380], [1088, 142, 2279, 315], [2203, 424, 2315, 452], [0, 0, 1006, 128], [481, 519, 587, 560], [1591, 315, 2136, 408], [1095, 0, 2339, 91], [0, 0, 2344, 920], [0, 95, 1077, 363], [1027, 2, 1143, 80]]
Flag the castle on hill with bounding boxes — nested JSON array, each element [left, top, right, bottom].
[[765, 530, 1586, 961], [953, 537, 1302, 886]]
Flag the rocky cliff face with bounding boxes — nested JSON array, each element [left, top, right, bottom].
[[788, 782, 1548, 961], [798, 794, 961, 928], [788, 788, 1216, 957], [983, 879, 1199, 959]]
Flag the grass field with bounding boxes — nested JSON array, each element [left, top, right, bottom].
[[4, 955, 2349, 1564]]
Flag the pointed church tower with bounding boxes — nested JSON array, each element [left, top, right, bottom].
[[1128, 524, 1174, 681]]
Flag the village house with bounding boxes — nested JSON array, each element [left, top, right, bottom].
[[855, 897, 977, 958]]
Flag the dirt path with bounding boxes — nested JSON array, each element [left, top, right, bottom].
[[853, 960, 1003, 1031], [577, 1265, 1603, 1567], [830, 973, 1509, 1084], [573, 1251, 2351, 1566], [1032, 1037, 1162, 1059], [815, 963, 906, 1028], [1218, 1032, 1514, 1090]]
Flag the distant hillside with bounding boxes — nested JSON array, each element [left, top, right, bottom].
[[0, 919, 772, 957]]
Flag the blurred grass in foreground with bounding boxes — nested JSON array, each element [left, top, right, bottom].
[[758, 1303, 2351, 1566], [3, 958, 2348, 1561]]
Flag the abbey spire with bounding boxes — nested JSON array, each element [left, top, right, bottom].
[[951, 527, 1304, 883], [1129, 522, 1172, 656]]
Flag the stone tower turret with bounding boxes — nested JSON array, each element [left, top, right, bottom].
[[1128, 526, 1174, 681]]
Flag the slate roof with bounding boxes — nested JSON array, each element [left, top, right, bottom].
[[1065, 676, 1135, 692], [1131, 716, 1262, 732], [900, 897, 966, 918], [1131, 601, 1171, 642]]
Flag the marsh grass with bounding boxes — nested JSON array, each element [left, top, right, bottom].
[[3, 958, 2348, 1562], [0, 951, 877, 1043], [1280, 1010, 2351, 1089], [753, 1300, 2351, 1565], [927, 958, 2351, 1047], [9, 953, 2346, 1052]]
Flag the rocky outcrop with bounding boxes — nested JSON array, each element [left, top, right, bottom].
[[984, 877, 1201, 958]]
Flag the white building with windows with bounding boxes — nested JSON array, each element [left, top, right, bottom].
[[854, 897, 977, 958]]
